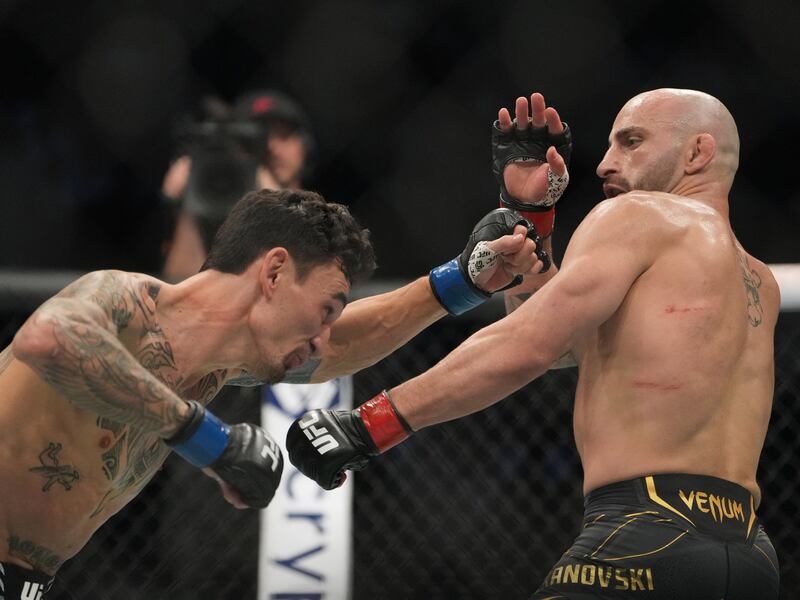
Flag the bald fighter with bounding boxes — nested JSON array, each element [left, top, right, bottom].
[[287, 90, 781, 599], [0, 186, 544, 598]]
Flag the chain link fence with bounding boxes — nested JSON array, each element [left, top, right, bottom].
[[11, 303, 791, 600]]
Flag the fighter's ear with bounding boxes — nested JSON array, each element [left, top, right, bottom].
[[685, 133, 716, 174], [259, 247, 289, 298]]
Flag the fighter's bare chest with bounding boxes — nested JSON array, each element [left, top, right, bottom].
[[90, 323, 225, 512]]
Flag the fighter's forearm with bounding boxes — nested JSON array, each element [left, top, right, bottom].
[[504, 236, 557, 313], [14, 305, 189, 437], [309, 277, 447, 382], [389, 309, 556, 430], [503, 236, 578, 370]]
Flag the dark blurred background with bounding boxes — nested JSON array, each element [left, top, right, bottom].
[[1, 0, 798, 278]]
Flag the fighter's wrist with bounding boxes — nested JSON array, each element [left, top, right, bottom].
[[165, 400, 231, 468], [357, 390, 413, 453], [429, 258, 490, 315], [499, 196, 555, 239]]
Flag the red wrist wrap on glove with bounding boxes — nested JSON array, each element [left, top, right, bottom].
[[521, 208, 555, 239], [358, 391, 413, 453]]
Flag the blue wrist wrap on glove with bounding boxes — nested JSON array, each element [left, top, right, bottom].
[[170, 410, 230, 468], [429, 258, 490, 316]]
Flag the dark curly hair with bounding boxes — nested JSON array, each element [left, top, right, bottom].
[[202, 188, 376, 284]]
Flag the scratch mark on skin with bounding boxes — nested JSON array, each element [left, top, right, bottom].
[[633, 380, 682, 391], [664, 305, 707, 314]]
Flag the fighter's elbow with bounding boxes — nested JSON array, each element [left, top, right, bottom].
[[497, 345, 554, 387]]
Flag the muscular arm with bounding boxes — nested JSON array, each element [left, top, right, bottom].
[[273, 217, 540, 385], [503, 236, 577, 369], [301, 277, 447, 383], [12, 271, 190, 437], [504, 236, 557, 312], [390, 196, 665, 430]]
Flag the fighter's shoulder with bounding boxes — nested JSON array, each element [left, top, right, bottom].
[[589, 191, 699, 220], [58, 270, 167, 328], [60, 269, 157, 296], [593, 192, 721, 241], [744, 252, 781, 309], [576, 193, 679, 243]]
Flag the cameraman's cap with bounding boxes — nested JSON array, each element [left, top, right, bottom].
[[232, 90, 311, 133]]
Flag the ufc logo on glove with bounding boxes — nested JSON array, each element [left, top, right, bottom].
[[298, 412, 341, 455]]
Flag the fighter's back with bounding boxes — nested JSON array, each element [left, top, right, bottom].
[[573, 192, 780, 501]]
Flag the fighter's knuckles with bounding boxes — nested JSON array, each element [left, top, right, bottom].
[[487, 233, 523, 254]]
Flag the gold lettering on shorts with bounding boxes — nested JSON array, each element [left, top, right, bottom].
[[580, 565, 596, 585], [678, 488, 745, 523], [630, 569, 646, 590], [646, 568, 655, 590], [709, 494, 722, 522], [735, 500, 745, 522], [695, 492, 709, 513], [563, 564, 580, 584], [615, 569, 629, 590], [548, 564, 655, 592]]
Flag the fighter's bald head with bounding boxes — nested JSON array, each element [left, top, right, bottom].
[[622, 89, 740, 176]]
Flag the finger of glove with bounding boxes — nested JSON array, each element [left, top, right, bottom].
[[548, 122, 572, 165], [325, 455, 368, 490], [544, 106, 563, 134], [515, 97, 530, 131], [547, 146, 568, 177], [497, 236, 537, 270], [203, 467, 249, 509], [484, 230, 525, 255], [530, 93, 547, 128], [215, 463, 277, 508], [498, 107, 513, 132]]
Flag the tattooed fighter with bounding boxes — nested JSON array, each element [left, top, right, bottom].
[[289, 90, 782, 598], [0, 185, 543, 597]]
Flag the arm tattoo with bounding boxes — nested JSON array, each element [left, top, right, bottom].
[[39, 321, 184, 432], [25, 272, 186, 436]]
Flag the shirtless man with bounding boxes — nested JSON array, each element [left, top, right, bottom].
[[0, 187, 543, 598], [287, 90, 782, 598]]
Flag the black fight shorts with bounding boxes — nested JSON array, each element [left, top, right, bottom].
[[532, 474, 779, 599], [0, 561, 53, 600]]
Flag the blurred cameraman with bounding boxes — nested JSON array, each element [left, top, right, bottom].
[[161, 90, 315, 281]]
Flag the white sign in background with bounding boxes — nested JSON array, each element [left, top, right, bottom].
[[259, 378, 353, 600]]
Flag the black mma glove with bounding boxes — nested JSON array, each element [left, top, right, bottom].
[[491, 117, 572, 238], [286, 391, 412, 490], [165, 400, 283, 508], [428, 208, 549, 315]]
